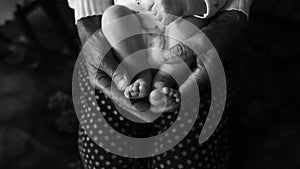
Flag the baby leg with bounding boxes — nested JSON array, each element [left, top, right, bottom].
[[150, 17, 206, 106], [102, 5, 152, 99]]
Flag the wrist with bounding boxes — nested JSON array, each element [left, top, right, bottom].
[[202, 10, 247, 58], [77, 15, 102, 44]]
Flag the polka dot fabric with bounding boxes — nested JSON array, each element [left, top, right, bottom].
[[75, 57, 236, 169]]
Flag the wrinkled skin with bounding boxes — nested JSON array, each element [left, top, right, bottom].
[[77, 16, 142, 116], [77, 10, 248, 116], [162, 42, 196, 63]]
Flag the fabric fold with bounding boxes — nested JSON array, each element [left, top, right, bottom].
[[68, 0, 113, 23]]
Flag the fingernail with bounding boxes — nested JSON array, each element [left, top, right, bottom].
[[118, 79, 126, 89], [162, 87, 169, 94], [114, 74, 127, 90]]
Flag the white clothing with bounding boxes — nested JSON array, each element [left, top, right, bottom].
[[68, 0, 253, 23]]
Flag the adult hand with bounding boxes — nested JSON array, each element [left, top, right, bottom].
[[77, 16, 129, 91], [77, 17, 133, 112], [77, 16, 158, 122], [161, 11, 247, 108], [150, 102, 180, 114], [162, 11, 247, 65]]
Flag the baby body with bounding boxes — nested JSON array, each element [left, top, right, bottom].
[[102, 0, 206, 110]]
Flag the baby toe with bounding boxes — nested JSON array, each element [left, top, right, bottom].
[[168, 89, 175, 96], [130, 88, 139, 97], [173, 91, 179, 97], [174, 91, 181, 102], [132, 83, 139, 92], [139, 84, 147, 94], [149, 89, 166, 107], [124, 87, 131, 98], [162, 87, 170, 94]]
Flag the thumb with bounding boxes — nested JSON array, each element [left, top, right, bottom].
[[111, 65, 129, 91]]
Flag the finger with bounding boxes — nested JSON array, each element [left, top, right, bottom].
[[162, 87, 169, 94], [168, 89, 175, 96], [179, 67, 208, 101], [152, 102, 180, 113], [151, 3, 163, 22], [94, 71, 111, 89], [132, 83, 139, 92], [84, 30, 129, 91], [166, 104, 180, 112], [150, 1, 159, 14], [147, 0, 155, 11], [100, 49, 129, 91], [95, 74, 114, 99], [112, 67, 129, 91], [162, 43, 195, 64], [89, 69, 154, 123]]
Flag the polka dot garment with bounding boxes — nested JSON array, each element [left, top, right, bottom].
[[75, 56, 236, 169]]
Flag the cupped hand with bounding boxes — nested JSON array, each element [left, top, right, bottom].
[[151, 101, 180, 114], [78, 16, 160, 122], [78, 17, 132, 108]]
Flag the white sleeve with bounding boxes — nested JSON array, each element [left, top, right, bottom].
[[193, 0, 253, 19], [67, 0, 113, 23], [200, 0, 228, 19], [221, 0, 254, 18]]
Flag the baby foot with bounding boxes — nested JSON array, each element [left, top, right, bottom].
[[149, 87, 181, 108], [124, 79, 150, 99]]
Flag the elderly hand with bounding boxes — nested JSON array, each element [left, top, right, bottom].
[[77, 16, 129, 91], [77, 16, 161, 123], [162, 10, 248, 102]]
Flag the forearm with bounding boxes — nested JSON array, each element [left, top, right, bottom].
[[77, 15, 102, 45], [179, 11, 247, 100], [201, 10, 247, 59], [77, 14, 130, 91]]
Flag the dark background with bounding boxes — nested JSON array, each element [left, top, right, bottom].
[[0, 0, 299, 169]]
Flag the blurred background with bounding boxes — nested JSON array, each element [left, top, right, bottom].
[[0, 0, 299, 169]]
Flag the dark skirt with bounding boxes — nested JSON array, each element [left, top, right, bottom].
[[75, 57, 235, 169]]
